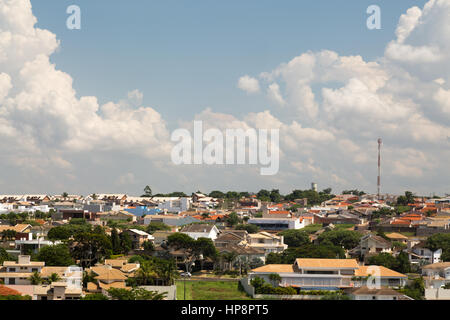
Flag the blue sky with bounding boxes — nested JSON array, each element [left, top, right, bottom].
[[31, 0, 425, 125], [2, 0, 448, 196]]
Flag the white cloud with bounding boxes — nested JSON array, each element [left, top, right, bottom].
[[0, 0, 449, 195], [237, 75, 260, 94], [267, 83, 285, 106]]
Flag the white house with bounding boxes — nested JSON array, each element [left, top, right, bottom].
[[247, 217, 304, 231], [180, 224, 220, 240], [247, 232, 287, 256], [409, 242, 442, 265], [422, 262, 450, 289], [247, 258, 407, 291], [157, 197, 191, 213]]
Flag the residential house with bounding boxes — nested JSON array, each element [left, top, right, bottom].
[[217, 245, 265, 269], [247, 258, 407, 291], [0, 255, 45, 285], [156, 197, 191, 213], [247, 217, 304, 231], [349, 234, 392, 260], [85, 265, 128, 294], [33, 282, 82, 300], [246, 232, 287, 256], [422, 262, 450, 289], [152, 231, 175, 245], [408, 241, 442, 265], [122, 229, 154, 249], [346, 286, 412, 300], [214, 230, 249, 248], [385, 232, 409, 244], [180, 224, 220, 240]]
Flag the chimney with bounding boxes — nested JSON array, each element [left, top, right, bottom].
[[18, 255, 31, 264]]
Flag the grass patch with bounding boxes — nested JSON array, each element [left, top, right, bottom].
[[302, 224, 323, 234], [176, 280, 252, 300], [333, 224, 355, 230]]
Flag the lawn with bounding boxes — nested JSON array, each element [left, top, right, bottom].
[[302, 224, 323, 234], [333, 224, 356, 230], [175, 280, 252, 300]]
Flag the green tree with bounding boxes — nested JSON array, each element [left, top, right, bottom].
[[279, 230, 310, 247], [146, 222, 171, 234], [82, 293, 109, 300], [37, 244, 75, 266], [143, 240, 155, 252], [108, 287, 166, 300], [268, 273, 282, 287], [48, 273, 61, 283], [235, 224, 259, 234], [142, 186, 153, 197], [266, 244, 346, 264], [0, 248, 12, 264], [111, 228, 121, 255], [256, 189, 271, 201], [226, 212, 240, 227], [318, 230, 362, 250], [269, 189, 282, 203], [119, 232, 133, 254], [29, 271, 43, 285], [0, 229, 16, 241], [209, 191, 225, 198], [69, 232, 112, 268]]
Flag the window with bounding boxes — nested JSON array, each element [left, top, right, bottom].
[[9, 278, 15, 285], [372, 296, 376, 300], [32, 268, 38, 272], [9, 268, 16, 272]]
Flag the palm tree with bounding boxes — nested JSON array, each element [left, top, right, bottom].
[[154, 259, 179, 286], [49, 273, 61, 283], [29, 271, 43, 285], [222, 251, 239, 271], [135, 261, 158, 286]]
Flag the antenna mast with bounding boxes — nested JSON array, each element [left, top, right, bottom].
[[377, 138, 382, 200]]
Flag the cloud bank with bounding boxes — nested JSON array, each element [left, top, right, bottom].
[[0, 0, 449, 195]]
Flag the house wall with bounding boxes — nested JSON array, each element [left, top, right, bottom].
[[425, 288, 450, 300], [352, 294, 401, 300], [138, 285, 177, 300]]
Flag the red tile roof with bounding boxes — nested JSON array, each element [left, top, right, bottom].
[[0, 285, 21, 296]]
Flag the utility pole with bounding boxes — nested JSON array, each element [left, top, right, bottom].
[[377, 138, 382, 200]]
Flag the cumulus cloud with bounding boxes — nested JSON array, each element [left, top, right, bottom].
[[0, 0, 173, 191], [0, 0, 449, 195], [237, 75, 260, 93], [227, 0, 450, 194]]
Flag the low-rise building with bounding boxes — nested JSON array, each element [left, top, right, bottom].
[[247, 217, 304, 231], [122, 229, 154, 249], [247, 258, 407, 291], [422, 262, 450, 289], [246, 232, 287, 255], [180, 224, 220, 240], [0, 255, 45, 285]]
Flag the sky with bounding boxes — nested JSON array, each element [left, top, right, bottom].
[[0, 0, 449, 197]]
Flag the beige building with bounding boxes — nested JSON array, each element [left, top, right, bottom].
[[0, 255, 44, 285]]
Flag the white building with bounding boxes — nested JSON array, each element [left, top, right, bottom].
[[248, 217, 304, 230], [180, 224, 220, 240], [156, 197, 191, 213]]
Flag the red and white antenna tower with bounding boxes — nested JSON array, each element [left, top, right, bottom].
[[377, 138, 382, 200]]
